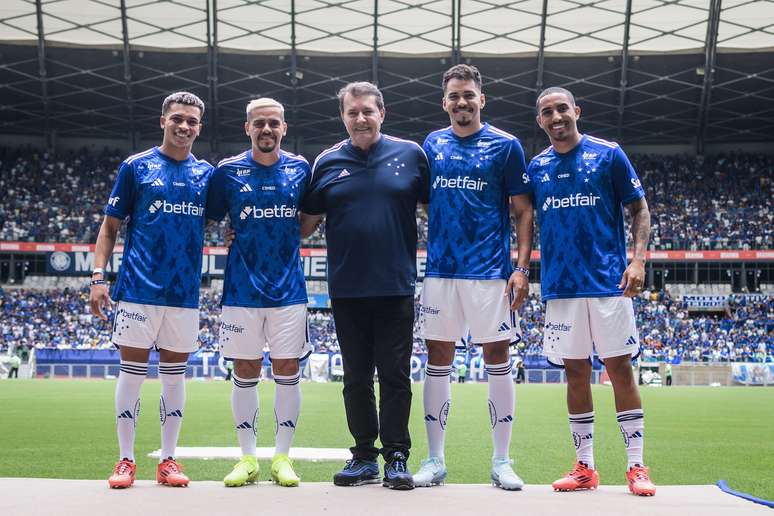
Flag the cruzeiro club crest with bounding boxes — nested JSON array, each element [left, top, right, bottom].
[[573, 431, 581, 449], [489, 400, 497, 429], [49, 251, 71, 272]]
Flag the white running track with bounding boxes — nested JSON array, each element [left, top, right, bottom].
[[0, 479, 769, 516]]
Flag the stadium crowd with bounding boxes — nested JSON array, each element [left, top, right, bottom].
[[1, 286, 771, 364], [1, 148, 771, 250]]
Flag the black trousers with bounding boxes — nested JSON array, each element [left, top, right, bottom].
[[331, 295, 414, 462]]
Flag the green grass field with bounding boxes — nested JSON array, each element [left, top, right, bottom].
[[0, 380, 771, 499]]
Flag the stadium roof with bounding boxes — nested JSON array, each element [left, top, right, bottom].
[[1, 0, 773, 153]]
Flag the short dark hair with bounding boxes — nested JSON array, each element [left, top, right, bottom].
[[442, 64, 482, 92], [337, 82, 384, 113], [535, 87, 575, 112], [161, 91, 205, 117]]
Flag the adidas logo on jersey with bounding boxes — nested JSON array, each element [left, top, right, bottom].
[[337, 169, 350, 178], [148, 199, 204, 216], [540, 173, 550, 182], [432, 175, 487, 191], [498, 322, 510, 332], [152, 178, 165, 187], [542, 193, 600, 212], [240, 204, 297, 220], [435, 152, 443, 161], [240, 183, 253, 193], [625, 335, 637, 347]]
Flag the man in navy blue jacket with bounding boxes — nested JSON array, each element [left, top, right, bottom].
[[302, 82, 430, 490]]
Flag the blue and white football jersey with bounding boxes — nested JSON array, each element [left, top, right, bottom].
[[423, 123, 529, 280], [105, 147, 213, 309], [527, 135, 645, 301], [207, 150, 309, 308]]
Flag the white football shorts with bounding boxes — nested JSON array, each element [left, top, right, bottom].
[[219, 303, 311, 361], [111, 301, 200, 353], [543, 296, 640, 367], [419, 277, 520, 344]]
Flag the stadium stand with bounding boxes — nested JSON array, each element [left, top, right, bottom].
[[1, 286, 770, 364], [1, 148, 771, 250]]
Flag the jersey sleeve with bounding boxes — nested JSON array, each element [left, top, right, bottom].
[[417, 145, 431, 204], [611, 146, 645, 206], [523, 159, 538, 195], [301, 159, 327, 215], [298, 159, 313, 208], [504, 138, 530, 196], [205, 166, 228, 222], [104, 160, 135, 219]]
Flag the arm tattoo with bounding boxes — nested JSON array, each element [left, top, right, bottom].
[[628, 201, 651, 262]]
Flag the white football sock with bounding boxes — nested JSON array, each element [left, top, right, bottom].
[[486, 361, 514, 460], [568, 411, 595, 469], [232, 374, 260, 456], [273, 372, 301, 456], [423, 363, 452, 460], [115, 360, 147, 461], [158, 362, 187, 461], [617, 408, 645, 468]]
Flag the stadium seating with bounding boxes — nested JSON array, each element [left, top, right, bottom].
[[0, 148, 771, 250], [1, 286, 770, 364]]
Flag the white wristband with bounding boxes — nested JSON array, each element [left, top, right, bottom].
[[92, 267, 105, 276]]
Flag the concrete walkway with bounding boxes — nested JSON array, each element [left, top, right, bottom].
[[0, 479, 769, 516]]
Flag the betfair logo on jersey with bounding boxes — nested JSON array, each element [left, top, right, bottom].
[[108, 196, 120, 207], [541, 193, 600, 212], [240, 204, 297, 220], [148, 199, 204, 216], [221, 323, 245, 333], [432, 175, 487, 191]]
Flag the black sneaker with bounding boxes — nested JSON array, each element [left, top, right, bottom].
[[333, 458, 380, 486], [383, 452, 414, 490]]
